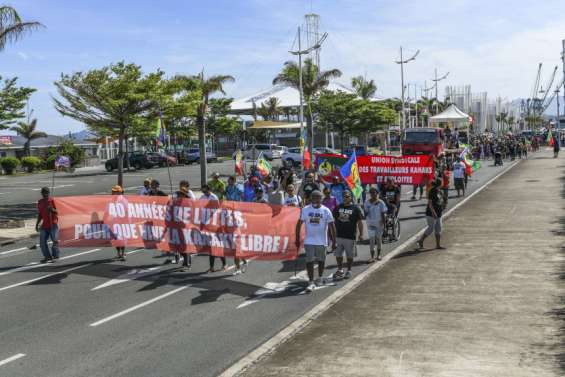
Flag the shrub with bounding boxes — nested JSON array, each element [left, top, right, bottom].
[[20, 156, 43, 172], [45, 140, 84, 169], [0, 157, 19, 175]]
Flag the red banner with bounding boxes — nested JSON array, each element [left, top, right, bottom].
[[357, 155, 434, 185], [55, 196, 303, 260]]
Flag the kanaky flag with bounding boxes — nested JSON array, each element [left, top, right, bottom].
[[303, 148, 311, 170], [339, 150, 363, 199], [235, 149, 244, 176]]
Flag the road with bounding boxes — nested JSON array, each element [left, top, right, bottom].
[[0, 158, 520, 377], [0, 160, 241, 221]]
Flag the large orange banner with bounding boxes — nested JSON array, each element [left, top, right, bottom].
[[55, 195, 302, 260]]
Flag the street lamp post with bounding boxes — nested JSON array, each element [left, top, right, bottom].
[[395, 47, 419, 132], [432, 68, 449, 114], [290, 28, 327, 165]]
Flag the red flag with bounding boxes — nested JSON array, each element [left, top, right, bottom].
[[303, 149, 311, 170], [549, 134, 555, 146]]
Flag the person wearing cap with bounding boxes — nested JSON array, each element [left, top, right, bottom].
[[35, 187, 60, 263], [417, 179, 446, 250], [208, 172, 226, 200], [149, 180, 167, 197], [295, 190, 336, 293], [111, 185, 127, 261], [329, 175, 348, 205], [139, 178, 152, 196]]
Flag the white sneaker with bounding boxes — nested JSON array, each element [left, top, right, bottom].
[[344, 270, 352, 279], [306, 283, 316, 293], [232, 269, 242, 276], [241, 261, 248, 273]]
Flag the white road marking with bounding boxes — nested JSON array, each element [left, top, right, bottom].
[[0, 353, 25, 367], [89, 286, 188, 327], [126, 248, 144, 255], [0, 192, 10, 195], [0, 248, 101, 277], [30, 184, 74, 191], [219, 160, 522, 377], [0, 247, 27, 255], [91, 266, 163, 291], [0, 263, 93, 292]]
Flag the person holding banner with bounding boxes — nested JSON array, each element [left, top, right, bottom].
[[295, 190, 336, 293], [36, 187, 60, 263], [110, 185, 127, 261], [417, 179, 446, 250], [364, 187, 387, 262]]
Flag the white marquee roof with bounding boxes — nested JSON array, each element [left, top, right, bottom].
[[429, 104, 471, 123], [230, 82, 357, 112]]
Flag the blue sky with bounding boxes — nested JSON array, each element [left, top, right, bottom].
[[4, 0, 565, 134]]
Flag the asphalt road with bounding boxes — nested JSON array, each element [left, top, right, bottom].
[[0, 160, 242, 221], [0, 157, 521, 377]]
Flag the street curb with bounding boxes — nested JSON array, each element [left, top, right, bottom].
[[219, 158, 523, 377]]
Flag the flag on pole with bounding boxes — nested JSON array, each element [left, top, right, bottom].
[[235, 149, 244, 176], [547, 131, 554, 146], [256, 152, 272, 177], [303, 148, 311, 170], [339, 151, 363, 199], [54, 156, 71, 169]]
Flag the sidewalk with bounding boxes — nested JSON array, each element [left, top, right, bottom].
[[239, 151, 565, 377]]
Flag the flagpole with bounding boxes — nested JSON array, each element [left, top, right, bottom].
[[159, 109, 174, 195]]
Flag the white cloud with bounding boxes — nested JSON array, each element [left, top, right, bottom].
[[17, 52, 29, 60]]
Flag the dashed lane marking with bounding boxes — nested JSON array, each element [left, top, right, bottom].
[[0, 353, 25, 367]]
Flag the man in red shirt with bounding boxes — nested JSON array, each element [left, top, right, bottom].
[[36, 187, 60, 263]]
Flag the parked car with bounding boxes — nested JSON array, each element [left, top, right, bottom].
[[105, 152, 159, 172], [239, 144, 279, 160], [146, 152, 177, 167], [342, 145, 368, 157], [272, 145, 287, 159], [186, 148, 217, 164], [281, 147, 343, 167]]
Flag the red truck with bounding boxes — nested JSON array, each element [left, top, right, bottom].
[[401, 127, 445, 157]]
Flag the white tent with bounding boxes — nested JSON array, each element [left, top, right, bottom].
[[429, 104, 472, 124], [230, 82, 356, 113]]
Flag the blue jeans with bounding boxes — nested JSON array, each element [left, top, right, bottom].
[[40, 224, 60, 259]]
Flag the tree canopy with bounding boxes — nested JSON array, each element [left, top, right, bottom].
[[0, 76, 35, 130]]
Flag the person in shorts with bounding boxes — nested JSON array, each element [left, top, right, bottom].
[[295, 190, 336, 293], [364, 187, 387, 262], [332, 191, 363, 280]]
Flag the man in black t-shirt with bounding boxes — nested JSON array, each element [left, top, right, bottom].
[[298, 172, 320, 205], [417, 179, 445, 250], [332, 191, 363, 279]]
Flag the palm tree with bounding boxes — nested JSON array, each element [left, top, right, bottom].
[[11, 118, 46, 156], [0, 6, 44, 51], [273, 58, 341, 154], [257, 97, 282, 121], [495, 112, 507, 134], [192, 72, 235, 186], [351, 75, 377, 100]]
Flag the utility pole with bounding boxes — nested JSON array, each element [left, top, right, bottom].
[[561, 39, 565, 129], [432, 68, 449, 114], [556, 88, 560, 129], [395, 47, 419, 131], [290, 27, 327, 163]]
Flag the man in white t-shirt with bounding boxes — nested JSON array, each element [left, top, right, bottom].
[[364, 187, 387, 262], [199, 184, 219, 201], [284, 184, 302, 207], [295, 190, 336, 293]]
